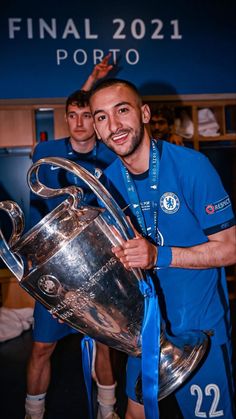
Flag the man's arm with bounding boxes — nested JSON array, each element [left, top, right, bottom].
[[170, 225, 236, 268], [111, 225, 236, 270], [81, 53, 113, 91]]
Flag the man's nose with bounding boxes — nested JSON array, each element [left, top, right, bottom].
[[109, 114, 122, 132], [76, 115, 83, 126]]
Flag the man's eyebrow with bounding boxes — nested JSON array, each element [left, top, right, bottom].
[[93, 109, 104, 117], [67, 109, 90, 113], [93, 101, 131, 117]]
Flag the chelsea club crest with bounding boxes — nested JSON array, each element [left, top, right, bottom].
[[160, 192, 180, 214]]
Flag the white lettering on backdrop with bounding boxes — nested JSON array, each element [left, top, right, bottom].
[[8, 17, 182, 66]]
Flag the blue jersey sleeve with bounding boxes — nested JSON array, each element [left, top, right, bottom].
[[184, 153, 235, 235]]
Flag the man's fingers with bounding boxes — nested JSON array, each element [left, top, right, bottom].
[[102, 52, 112, 63]]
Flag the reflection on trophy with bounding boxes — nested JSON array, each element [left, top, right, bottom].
[[0, 157, 208, 402]]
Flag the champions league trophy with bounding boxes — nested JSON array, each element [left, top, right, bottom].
[[0, 157, 208, 401]]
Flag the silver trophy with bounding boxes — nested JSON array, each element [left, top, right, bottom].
[[0, 157, 208, 401]]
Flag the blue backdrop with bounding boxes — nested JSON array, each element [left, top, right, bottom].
[[1, 0, 236, 98]]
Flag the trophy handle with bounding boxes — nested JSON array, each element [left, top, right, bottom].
[[28, 157, 143, 281], [27, 161, 84, 207], [0, 200, 25, 280], [28, 157, 135, 242]]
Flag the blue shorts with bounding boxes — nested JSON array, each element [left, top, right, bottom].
[[33, 301, 78, 343], [126, 340, 235, 418]]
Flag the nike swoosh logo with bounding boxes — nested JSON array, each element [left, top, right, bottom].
[[50, 166, 60, 171]]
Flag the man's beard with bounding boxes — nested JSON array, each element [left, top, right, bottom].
[[107, 123, 145, 158]]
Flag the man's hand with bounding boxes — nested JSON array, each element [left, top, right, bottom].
[[82, 53, 113, 91], [111, 225, 157, 270], [90, 53, 113, 81]]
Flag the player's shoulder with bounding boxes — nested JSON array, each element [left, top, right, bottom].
[[161, 140, 209, 168], [160, 141, 219, 191]]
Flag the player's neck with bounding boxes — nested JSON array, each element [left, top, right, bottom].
[[121, 134, 150, 175], [70, 136, 96, 154]]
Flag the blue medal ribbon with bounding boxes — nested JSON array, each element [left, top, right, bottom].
[[121, 139, 161, 419], [139, 276, 160, 419], [122, 140, 160, 242]]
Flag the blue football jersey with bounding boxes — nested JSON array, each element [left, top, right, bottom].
[[104, 140, 235, 344]]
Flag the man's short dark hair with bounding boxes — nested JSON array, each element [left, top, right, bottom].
[[89, 78, 142, 105], [66, 90, 90, 113]]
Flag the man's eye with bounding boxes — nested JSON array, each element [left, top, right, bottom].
[[97, 115, 106, 122], [84, 113, 92, 118], [118, 107, 128, 114], [68, 114, 76, 119]]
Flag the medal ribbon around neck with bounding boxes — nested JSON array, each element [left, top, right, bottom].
[[121, 139, 160, 242], [121, 139, 161, 419]]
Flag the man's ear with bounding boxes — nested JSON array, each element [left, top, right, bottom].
[[93, 123, 101, 140], [141, 104, 151, 124]]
